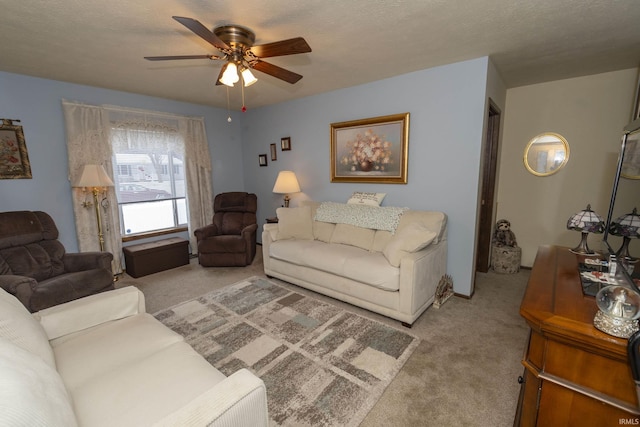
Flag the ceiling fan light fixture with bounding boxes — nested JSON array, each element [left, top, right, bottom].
[[219, 62, 239, 87], [241, 67, 258, 87]]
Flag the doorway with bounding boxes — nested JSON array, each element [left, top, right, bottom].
[[475, 99, 502, 273]]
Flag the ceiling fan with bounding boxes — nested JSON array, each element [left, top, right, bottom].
[[145, 16, 311, 86]]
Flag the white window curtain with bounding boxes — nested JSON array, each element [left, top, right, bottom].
[[63, 100, 214, 270], [180, 117, 214, 250], [62, 101, 123, 273]]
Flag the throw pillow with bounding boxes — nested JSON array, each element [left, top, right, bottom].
[[347, 192, 386, 206], [276, 206, 314, 240], [0, 288, 56, 368], [330, 223, 375, 251], [382, 223, 438, 267], [0, 337, 78, 427]]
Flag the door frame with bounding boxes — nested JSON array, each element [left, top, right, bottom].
[[475, 98, 502, 274]]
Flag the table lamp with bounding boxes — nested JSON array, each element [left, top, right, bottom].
[[272, 171, 300, 207], [609, 207, 640, 262], [566, 204, 604, 255]]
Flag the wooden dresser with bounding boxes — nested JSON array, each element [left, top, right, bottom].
[[516, 245, 639, 426]]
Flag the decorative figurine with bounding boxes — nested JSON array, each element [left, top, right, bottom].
[[433, 274, 454, 309], [492, 219, 518, 247]]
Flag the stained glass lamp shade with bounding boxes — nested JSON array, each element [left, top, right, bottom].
[[609, 207, 640, 261], [566, 204, 604, 255]]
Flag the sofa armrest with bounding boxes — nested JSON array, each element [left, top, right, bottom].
[[33, 286, 146, 340], [261, 224, 279, 273], [263, 223, 278, 241], [194, 224, 219, 241], [0, 275, 36, 308], [152, 368, 268, 427], [398, 240, 448, 316], [63, 251, 113, 272]]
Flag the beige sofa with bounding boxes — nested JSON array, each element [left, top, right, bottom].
[[0, 286, 268, 427], [262, 201, 448, 326]]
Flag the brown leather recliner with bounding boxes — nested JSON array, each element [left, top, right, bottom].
[[194, 192, 258, 267], [0, 211, 114, 312]]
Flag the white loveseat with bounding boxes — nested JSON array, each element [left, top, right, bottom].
[[0, 286, 268, 427], [262, 201, 448, 326]]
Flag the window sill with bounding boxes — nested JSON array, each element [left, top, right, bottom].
[[122, 226, 188, 243]]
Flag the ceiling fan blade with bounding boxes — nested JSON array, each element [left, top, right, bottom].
[[249, 37, 311, 58], [172, 16, 230, 51], [252, 60, 303, 84], [144, 55, 220, 61]]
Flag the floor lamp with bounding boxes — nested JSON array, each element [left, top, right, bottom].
[[74, 165, 114, 252]]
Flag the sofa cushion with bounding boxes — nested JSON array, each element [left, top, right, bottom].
[[342, 252, 400, 291], [300, 200, 336, 242], [330, 223, 375, 251], [397, 211, 447, 244], [70, 341, 226, 427], [271, 240, 400, 291], [0, 288, 55, 368], [0, 337, 77, 427], [347, 191, 386, 206], [313, 221, 336, 243], [383, 223, 438, 267], [276, 206, 313, 240], [371, 230, 393, 252], [51, 313, 185, 390]]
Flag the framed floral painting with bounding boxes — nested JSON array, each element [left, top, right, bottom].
[[0, 119, 32, 179], [330, 113, 409, 183]]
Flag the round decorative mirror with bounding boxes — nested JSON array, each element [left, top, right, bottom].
[[523, 132, 570, 176]]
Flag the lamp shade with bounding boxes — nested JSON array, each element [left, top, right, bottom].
[[219, 62, 239, 87], [273, 171, 301, 194], [241, 67, 258, 87], [74, 164, 114, 188], [610, 208, 640, 238], [566, 204, 604, 234]]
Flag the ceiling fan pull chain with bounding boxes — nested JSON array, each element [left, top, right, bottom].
[[226, 86, 232, 123], [241, 83, 247, 113]]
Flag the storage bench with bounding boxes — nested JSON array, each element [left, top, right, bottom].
[[123, 237, 189, 278]]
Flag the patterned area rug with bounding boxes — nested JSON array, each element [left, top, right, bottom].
[[154, 276, 419, 427]]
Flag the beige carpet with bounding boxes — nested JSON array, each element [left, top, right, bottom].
[[117, 249, 530, 426]]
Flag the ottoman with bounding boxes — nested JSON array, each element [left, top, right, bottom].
[[491, 244, 522, 274], [123, 237, 189, 278]]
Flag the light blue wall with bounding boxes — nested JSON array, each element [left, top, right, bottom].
[[242, 57, 494, 295], [0, 57, 501, 295], [0, 71, 245, 252]]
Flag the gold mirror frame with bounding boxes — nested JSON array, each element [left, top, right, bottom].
[[523, 132, 570, 177]]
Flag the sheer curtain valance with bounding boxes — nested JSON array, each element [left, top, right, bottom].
[[63, 101, 214, 273]]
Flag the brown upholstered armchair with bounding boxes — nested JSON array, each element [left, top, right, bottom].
[[0, 211, 114, 312], [194, 192, 258, 267]]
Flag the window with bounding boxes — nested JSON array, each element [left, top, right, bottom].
[[117, 164, 132, 176], [111, 126, 187, 236]]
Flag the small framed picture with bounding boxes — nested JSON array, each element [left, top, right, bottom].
[[281, 137, 291, 151], [270, 143, 277, 161], [258, 154, 268, 167]]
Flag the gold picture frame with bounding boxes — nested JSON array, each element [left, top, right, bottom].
[[0, 118, 32, 179], [330, 113, 409, 183]]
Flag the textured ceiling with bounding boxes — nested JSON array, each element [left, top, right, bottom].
[[1, 0, 639, 110]]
